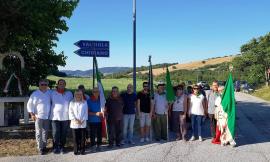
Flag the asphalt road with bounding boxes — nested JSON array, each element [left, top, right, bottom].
[[1, 92, 270, 162]]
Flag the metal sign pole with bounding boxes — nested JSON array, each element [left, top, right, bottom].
[[93, 56, 95, 89], [133, 0, 137, 93]]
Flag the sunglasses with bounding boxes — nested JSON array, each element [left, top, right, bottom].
[[40, 84, 48, 86], [193, 88, 199, 90]]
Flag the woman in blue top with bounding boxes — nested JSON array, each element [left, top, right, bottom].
[[87, 87, 103, 151]]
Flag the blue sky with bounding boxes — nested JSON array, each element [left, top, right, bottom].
[[56, 0, 270, 70]]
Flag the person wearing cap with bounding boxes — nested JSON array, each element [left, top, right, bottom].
[[152, 81, 169, 141], [50, 79, 73, 154], [188, 84, 207, 142], [27, 79, 51, 155], [171, 84, 188, 141]]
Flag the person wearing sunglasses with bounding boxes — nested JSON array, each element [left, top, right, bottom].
[[27, 79, 51, 155], [188, 85, 207, 142]]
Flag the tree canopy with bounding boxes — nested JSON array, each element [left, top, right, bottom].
[[0, 0, 79, 94], [232, 32, 270, 85]]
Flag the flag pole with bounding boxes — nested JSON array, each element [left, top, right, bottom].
[[167, 109, 169, 141], [148, 55, 153, 141], [167, 66, 169, 142], [165, 66, 175, 141], [93, 56, 95, 89]]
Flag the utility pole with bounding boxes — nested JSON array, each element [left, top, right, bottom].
[[133, 0, 137, 93]]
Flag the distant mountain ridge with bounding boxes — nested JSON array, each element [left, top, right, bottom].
[[61, 67, 131, 77]]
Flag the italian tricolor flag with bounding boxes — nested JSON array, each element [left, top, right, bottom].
[[94, 57, 108, 139], [221, 73, 236, 140]]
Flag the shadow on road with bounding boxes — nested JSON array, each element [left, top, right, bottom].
[[235, 101, 270, 146]]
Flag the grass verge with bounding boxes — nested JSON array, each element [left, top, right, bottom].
[[252, 86, 270, 102]]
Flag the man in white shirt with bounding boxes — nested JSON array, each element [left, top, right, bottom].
[[50, 79, 73, 154], [206, 81, 220, 140], [27, 79, 51, 155], [152, 82, 169, 141]]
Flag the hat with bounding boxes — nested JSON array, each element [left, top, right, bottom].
[[157, 81, 165, 86], [192, 84, 199, 88]]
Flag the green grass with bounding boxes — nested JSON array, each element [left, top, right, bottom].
[[252, 86, 270, 102], [29, 75, 145, 96]]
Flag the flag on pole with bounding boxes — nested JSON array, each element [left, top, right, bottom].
[[221, 73, 236, 139], [94, 57, 108, 139], [166, 66, 175, 102], [165, 66, 174, 141], [94, 57, 106, 110], [148, 56, 154, 99]]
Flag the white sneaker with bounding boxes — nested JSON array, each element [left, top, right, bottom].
[[230, 140, 236, 147], [190, 136, 195, 141], [145, 137, 150, 142], [199, 136, 203, 142], [140, 138, 145, 143]]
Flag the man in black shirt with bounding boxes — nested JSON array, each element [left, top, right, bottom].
[[137, 82, 152, 143], [105, 86, 124, 147]]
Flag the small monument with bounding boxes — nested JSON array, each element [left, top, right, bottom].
[[0, 51, 29, 126]]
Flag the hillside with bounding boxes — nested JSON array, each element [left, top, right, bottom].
[[139, 55, 235, 76], [61, 67, 131, 77]]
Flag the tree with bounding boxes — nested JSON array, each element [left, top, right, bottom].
[[0, 0, 79, 90], [232, 32, 270, 86]]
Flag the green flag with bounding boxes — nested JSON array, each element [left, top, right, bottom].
[[166, 66, 175, 102], [221, 73, 236, 138]]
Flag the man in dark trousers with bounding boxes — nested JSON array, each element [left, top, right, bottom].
[[105, 86, 124, 148]]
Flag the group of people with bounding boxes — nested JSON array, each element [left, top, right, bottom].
[[27, 78, 235, 156]]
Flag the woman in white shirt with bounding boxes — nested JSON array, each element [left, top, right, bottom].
[[171, 85, 188, 141], [189, 85, 207, 142], [69, 90, 88, 155]]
